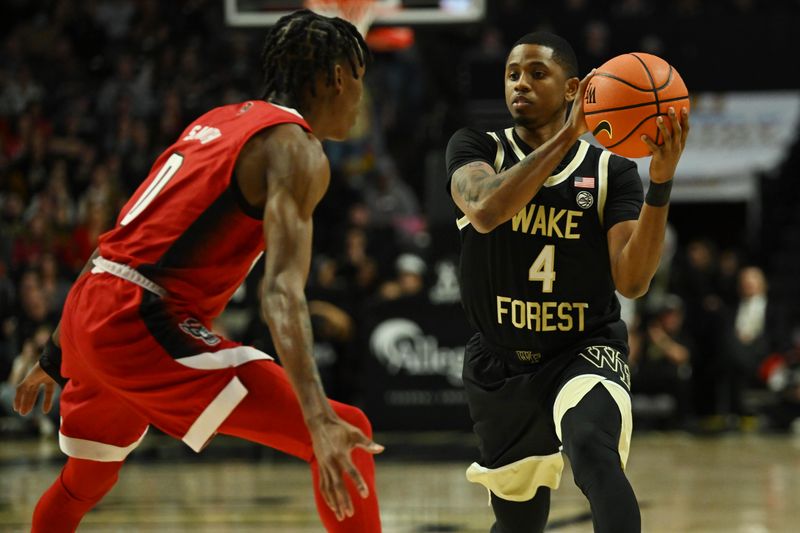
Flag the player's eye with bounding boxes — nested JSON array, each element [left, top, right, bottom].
[[508, 72, 520, 81], [532, 70, 546, 79]]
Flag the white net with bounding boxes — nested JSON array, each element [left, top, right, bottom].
[[304, 0, 379, 37]]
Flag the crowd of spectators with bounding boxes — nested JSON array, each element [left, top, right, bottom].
[[0, 0, 433, 435], [2, 0, 799, 437], [627, 238, 793, 432]]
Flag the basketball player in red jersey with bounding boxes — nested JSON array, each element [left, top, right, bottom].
[[13, 10, 383, 532]]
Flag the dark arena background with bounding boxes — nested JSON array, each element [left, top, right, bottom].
[[2, 1, 800, 531]]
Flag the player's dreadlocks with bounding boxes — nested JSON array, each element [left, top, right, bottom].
[[260, 9, 369, 107]]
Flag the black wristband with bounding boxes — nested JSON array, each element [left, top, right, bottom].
[[39, 337, 68, 388], [645, 179, 673, 207]]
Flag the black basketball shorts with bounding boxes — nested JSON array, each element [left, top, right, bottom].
[[462, 332, 633, 502]]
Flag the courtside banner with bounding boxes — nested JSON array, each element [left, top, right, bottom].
[[360, 289, 473, 431], [622, 91, 800, 201]]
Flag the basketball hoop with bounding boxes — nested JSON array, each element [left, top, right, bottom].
[[305, 0, 414, 51]]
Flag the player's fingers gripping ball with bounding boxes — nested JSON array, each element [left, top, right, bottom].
[[584, 53, 690, 158]]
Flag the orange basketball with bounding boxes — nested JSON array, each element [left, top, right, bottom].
[[584, 53, 689, 158]]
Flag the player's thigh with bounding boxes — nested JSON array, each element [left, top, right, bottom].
[[58, 377, 150, 462], [462, 336, 564, 502], [462, 335, 560, 467], [553, 345, 633, 468], [64, 277, 274, 451], [218, 360, 370, 461]]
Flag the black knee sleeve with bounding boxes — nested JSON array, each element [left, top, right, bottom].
[[560, 383, 622, 491], [489, 489, 550, 533], [560, 383, 640, 533]]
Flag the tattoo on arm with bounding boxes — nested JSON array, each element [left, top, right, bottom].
[[454, 162, 505, 205]]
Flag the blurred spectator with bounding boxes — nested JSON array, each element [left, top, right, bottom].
[[339, 227, 380, 299], [0, 260, 15, 381], [15, 269, 58, 346], [11, 211, 51, 271], [362, 157, 425, 246], [0, 192, 26, 265], [39, 252, 71, 313], [717, 248, 742, 308], [69, 199, 113, 271], [670, 239, 723, 418], [308, 255, 353, 313], [718, 266, 785, 421], [759, 326, 800, 432], [378, 253, 427, 302], [630, 295, 693, 429], [76, 160, 122, 220]]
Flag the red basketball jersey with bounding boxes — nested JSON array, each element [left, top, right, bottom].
[[99, 101, 311, 320]]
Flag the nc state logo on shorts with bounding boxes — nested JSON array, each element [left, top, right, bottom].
[[179, 318, 221, 346]]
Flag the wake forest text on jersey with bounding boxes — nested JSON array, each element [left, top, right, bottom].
[[496, 203, 589, 333]]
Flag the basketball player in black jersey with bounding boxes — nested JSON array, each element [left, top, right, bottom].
[[446, 32, 689, 532]]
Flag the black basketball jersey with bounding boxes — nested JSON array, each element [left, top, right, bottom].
[[446, 126, 643, 358]]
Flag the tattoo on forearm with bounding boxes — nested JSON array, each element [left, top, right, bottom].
[[519, 153, 537, 168], [455, 162, 505, 204]]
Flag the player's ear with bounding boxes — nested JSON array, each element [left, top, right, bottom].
[[564, 76, 580, 103], [333, 63, 345, 95]]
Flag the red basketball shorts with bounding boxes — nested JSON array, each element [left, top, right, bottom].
[[58, 270, 273, 461]]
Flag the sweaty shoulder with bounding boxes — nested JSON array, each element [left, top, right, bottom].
[[262, 123, 327, 175], [236, 123, 329, 216], [446, 127, 499, 179], [264, 124, 329, 214]]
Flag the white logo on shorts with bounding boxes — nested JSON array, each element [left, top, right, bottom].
[[580, 346, 631, 390], [179, 318, 221, 346]]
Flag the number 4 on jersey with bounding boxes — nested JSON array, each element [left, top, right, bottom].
[[529, 244, 556, 293]]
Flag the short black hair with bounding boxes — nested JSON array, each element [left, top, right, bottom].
[[511, 31, 579, 78], [260, 9, 369, 106]]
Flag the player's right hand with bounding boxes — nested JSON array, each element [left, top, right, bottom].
[[307, 414, 384, 521], [569, 68, 596, 137], [13, 362, 56, 416]]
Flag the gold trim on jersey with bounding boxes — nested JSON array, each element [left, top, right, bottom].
[[503, 129, 591, 188], [504, 127, 527, 161], [487, 131, 505, 173], [545, 140, 590, 187], [456, 132, 593, 232], [597, 150, 611, 227]]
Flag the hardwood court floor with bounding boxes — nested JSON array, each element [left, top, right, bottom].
[[1, 432, 799, 532]]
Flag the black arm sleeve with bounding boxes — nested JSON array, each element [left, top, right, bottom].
[[40, 338, 68, 388], [603, 154, 644, 230], [445, 127, 499, 197]]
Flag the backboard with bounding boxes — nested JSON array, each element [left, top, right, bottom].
[[225, 0, 486, 27]]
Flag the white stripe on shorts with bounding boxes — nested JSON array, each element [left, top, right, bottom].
[[59, 425, 149, 462], [175, 345, 273, 370], [182, 376, 248, 452]]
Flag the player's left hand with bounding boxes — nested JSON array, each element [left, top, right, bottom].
[[308, 414, 384, 521], [641, 106, 690, 183], [13, 362, 56, 416]]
